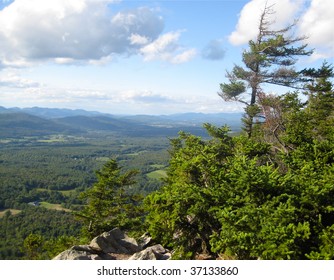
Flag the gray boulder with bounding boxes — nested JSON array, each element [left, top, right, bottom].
[[129, 244, 171, 260], [89, 228, 140, 254], [137, 232, 153, 249], [53, 246, 101, 260]]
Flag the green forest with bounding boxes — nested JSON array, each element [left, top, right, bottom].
[[1, 6, 334, 260], [0, 136, 170, 259]]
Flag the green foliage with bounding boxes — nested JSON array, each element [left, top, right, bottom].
[[76, 159, 144, 239], [145, 65, 334, 259], [23, 233, 44, 260], [219, 80, 246, 99], [145, 130, 229, 259], [22, 233, 81, 260], [307, 225, 334, 260], [0, 207, 82, 259], [145, 127, 271, 259]]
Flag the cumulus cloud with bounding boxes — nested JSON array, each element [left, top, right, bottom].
[[140, 31, 197, 64], [298, 0, 334, 59], [228, 0, 305, 46], [0, 0, 174, 66], [0, 0, 197, 66], [202, 39, 226, 61]]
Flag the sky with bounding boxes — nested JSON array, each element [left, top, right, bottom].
[[0, 0, 333, 115]]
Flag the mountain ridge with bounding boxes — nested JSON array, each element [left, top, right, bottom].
[[0, 112, 83, 137], [0, 106, 243, 138], [0, 106, 243, 122]]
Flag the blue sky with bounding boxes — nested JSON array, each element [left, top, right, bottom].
[[0, 0, 333, 115]]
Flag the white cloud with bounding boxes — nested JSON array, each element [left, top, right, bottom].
[[0, 70, 41, 88], [170, 49, 197, 64], [0, 0, 197, 67], [140, 31, 196, 64], [129, 34, 150, 46], [140, 31, 181, 60], [299, 0, 334, 60], [229, 0, 305, 46], [0, 0, 165, 66]]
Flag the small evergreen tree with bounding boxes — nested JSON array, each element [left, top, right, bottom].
[[76, 159, 143, 238]]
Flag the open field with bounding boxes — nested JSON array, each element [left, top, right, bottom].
[[59, 189, 77, 196], [39, 202, 72, 212], [0, 209, 22, 218], [146, 169, 167, 180]]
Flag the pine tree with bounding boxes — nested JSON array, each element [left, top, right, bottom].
[[76, 159, 143, 238], [219, 3, 313, 137]]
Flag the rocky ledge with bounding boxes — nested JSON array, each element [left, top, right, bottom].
[[53, 228, 171, 260]]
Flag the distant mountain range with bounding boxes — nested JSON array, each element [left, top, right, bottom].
[[0, 106, 104, 119], [0, 106, 243, 138]]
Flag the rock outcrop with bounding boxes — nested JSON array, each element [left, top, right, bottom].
[[129, 244, 171, 260], [89, 228, 140, 255], [53, 228, 171, 260]]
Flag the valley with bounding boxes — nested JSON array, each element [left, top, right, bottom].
[[0, 106, 242, 259]]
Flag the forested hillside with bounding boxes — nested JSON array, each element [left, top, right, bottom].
[[0, 135, 170, 259], [0, 112, 82, 137]]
